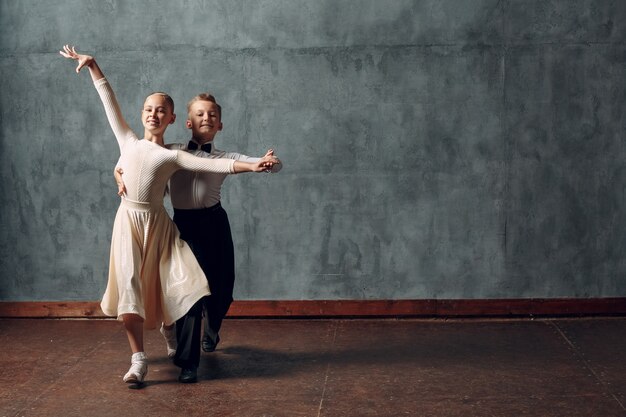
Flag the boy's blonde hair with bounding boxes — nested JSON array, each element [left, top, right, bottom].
[[187, 93, 222, 118]]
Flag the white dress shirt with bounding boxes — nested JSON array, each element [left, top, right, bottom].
[[166, 141, 281, 209]]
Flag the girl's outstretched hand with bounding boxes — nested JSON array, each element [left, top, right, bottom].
[[255, 155, 280, 172], [59, 45, 94, 73], [262, 149, 282, 173]]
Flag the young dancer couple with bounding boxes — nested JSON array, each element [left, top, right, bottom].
[[60, 45, 282, 384]]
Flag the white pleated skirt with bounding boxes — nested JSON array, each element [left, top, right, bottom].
[[100, 198, 210, 329]]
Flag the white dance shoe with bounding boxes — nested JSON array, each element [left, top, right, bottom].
[[123, 352, 148, 383], [160, 323, 177, 359]]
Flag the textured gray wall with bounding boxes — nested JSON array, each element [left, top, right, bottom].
[[1, 0, 624, 301]]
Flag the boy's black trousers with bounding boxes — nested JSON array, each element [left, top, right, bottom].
[[172, 203, 235, 368]]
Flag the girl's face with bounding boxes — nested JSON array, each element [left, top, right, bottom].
[[142, 94, 176, 134]]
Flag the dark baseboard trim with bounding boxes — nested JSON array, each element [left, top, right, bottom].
[[0, 298, 625, 318]]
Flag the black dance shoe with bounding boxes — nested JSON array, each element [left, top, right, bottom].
[[178, 368, 198, 383], [202, 334, 220, 352]]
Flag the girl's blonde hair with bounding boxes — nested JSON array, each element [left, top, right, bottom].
[[147, 92, 175, 113]]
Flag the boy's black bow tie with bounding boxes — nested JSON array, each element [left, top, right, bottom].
[[187, 141, 211, 153]]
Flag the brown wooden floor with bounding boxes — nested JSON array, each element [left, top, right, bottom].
[[0, 317, 624, 416]]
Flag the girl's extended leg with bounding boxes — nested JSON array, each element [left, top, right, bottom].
[[121, 314, 148, 383], [122, 313, 144, 352]]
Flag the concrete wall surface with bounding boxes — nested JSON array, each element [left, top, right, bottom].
[[1, 0, 625, 301]]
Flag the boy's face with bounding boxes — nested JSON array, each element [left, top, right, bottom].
[[187, 100, 222, 140], [142, 94, 176, 134]]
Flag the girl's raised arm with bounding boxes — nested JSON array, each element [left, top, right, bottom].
[[60, 45, 134, 148], [59, 45, 104, 81]]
